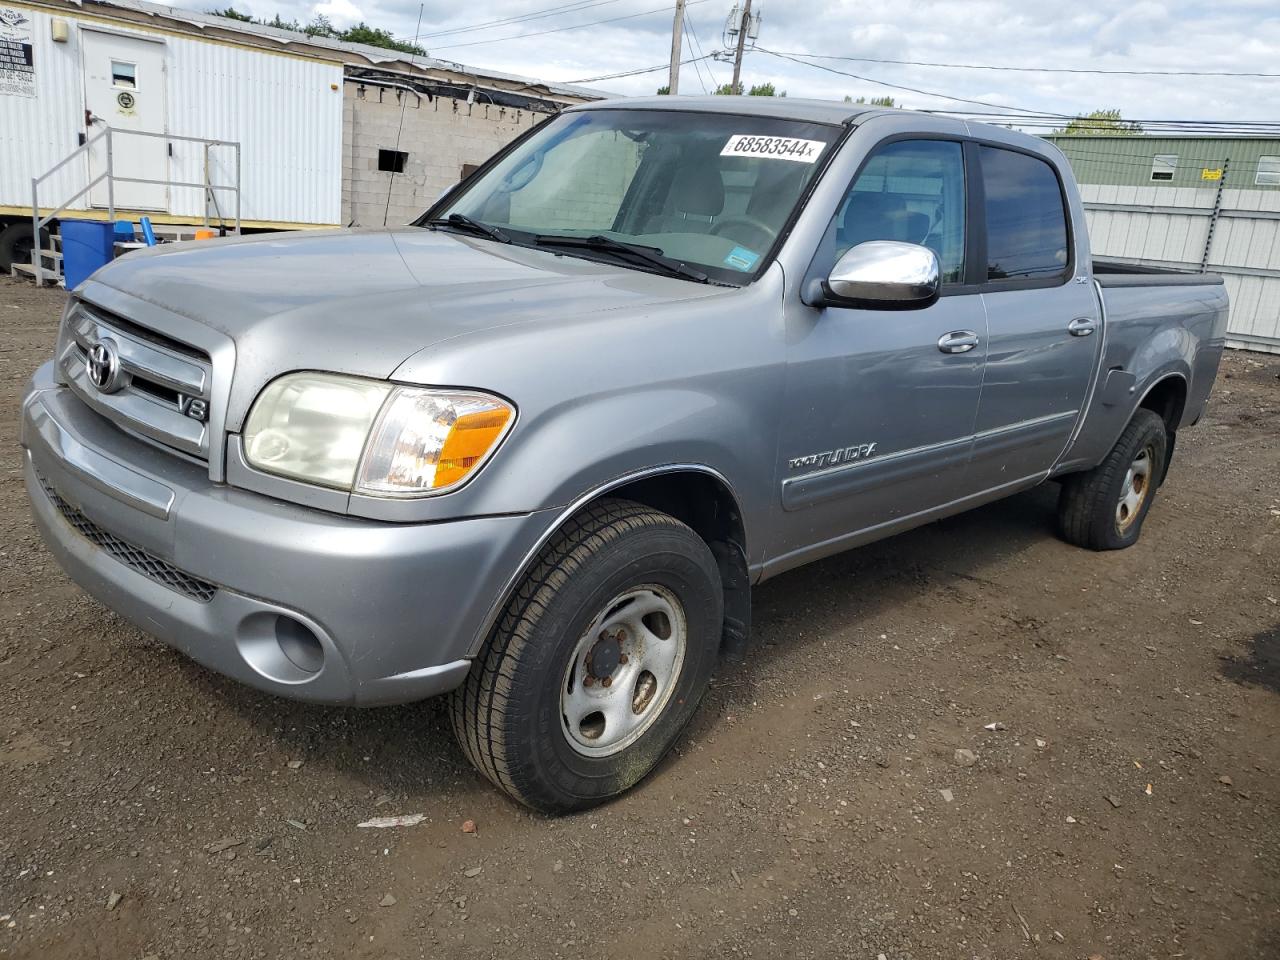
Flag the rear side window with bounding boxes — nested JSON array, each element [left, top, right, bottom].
[[979, 146, 1069, 282]]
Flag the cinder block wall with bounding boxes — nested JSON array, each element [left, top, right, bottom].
[[342, 83, 546, 227]]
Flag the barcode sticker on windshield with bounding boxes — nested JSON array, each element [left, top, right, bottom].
[[721, 135, 825, 163]]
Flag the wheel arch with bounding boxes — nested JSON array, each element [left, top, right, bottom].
[[1136, 372, 1188, 434], [467, 464, 752, 660]]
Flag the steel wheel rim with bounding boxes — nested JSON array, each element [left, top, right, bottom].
[[1116, 444, 1154, 534], [560, 584, 688, 758]]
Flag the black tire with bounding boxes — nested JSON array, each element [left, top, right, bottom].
[[0, 223, 50, 273], [450, 498, 723, 814], [1058, 409, 1168, 551]]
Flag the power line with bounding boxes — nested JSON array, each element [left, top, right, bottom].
[[929, 111, 1280, 135], [761, 49, 1280, 79], [401, 0, 629, 42], [431, 0, 712, 52], [681, 17, 707, 93], [683, 8, 718, 93], [384, 3, 425, 227], [756, 48, 1074, 117], [564, 52, 718, 84]]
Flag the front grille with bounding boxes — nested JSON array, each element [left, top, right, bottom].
[[38, 475, 218, 603], [59, 302, 214, 462]]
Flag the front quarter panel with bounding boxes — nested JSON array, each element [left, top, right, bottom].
[[367, 267, 790, 564]]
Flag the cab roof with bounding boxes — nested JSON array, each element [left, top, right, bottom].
[[568, 95, 878, 126]]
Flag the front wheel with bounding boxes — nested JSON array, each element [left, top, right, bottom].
[[1057, 408, 1169, 551], [450, 499, 723, 813]]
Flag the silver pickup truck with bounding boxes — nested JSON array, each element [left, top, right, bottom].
[[21, 97, 1227, 812]]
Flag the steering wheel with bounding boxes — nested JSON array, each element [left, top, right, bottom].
[[709, 215, 775, 250]]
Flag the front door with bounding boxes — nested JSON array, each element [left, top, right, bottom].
[[83, 29, 168, 211], [772, 139, 986, 567], [966, 144, 1101, 489]]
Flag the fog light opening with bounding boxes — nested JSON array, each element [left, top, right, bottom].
[[275, 616, 324, 674]]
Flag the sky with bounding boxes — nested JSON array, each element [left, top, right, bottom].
[[216, 0, 1280, 123]]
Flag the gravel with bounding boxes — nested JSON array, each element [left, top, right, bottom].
[[1, 278, 1278, 959]]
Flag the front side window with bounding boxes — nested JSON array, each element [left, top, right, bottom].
[[434, 110, 842, 284], [980, 146, 1069, 282], [833, 139, 966, 283]]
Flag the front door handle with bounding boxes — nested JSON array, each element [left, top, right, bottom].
[[937, 330, 979, 354], [1068, 317, 1097, 337]]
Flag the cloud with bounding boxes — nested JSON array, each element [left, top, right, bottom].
[[313, 0, 363, 28], [211, 0, 1280, 121]]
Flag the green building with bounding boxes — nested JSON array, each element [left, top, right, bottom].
[[1043, 135, 1280, 353]]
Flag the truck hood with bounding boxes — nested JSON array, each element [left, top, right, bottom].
[[85, 227, 726, 424]]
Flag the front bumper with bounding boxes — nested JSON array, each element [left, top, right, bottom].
[[21, 362, 555, 706]]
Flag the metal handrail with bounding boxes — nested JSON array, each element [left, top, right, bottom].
[[30, 125, 242, 285]]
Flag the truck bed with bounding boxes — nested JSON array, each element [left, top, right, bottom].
[[1093, 258, 1225, 288]]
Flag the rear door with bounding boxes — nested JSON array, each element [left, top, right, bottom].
[[82, 29, 168, 211], [773, 138, 986, 564], [967, 144, 1101, 490]]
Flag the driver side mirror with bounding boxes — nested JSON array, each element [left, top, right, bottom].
[[809, 240, 941, 310]]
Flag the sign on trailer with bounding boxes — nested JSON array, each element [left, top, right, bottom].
[[0, 7, 35, 98]]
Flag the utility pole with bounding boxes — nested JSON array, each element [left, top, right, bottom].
[[667, 0, 685, 95], [730, 0, 753, 95]]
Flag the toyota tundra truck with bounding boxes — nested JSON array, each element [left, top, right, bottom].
[[20, 97, 1228, 813]]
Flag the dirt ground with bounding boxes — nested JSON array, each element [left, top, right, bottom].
[[1, 276, 1277, 960]]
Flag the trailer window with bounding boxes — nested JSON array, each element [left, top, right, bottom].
[[111, 61, 136, 89], [1257, 156, 1280, 187], [1150, 155, 1177, 182], [979, 146, 1069, 282], [378, 149, 408, 174]]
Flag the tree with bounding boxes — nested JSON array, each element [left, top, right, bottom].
[[305, 14, 334, 37], [713, 81, 744, 95], [747, 82, 785, 97], [656, 84, 671, 95], [1051, 108, 1142, 136], [848, 95, 897, 107], [340, 22, 426, 55], [206, 8, 426, 55], [208, 6, 252, 20]]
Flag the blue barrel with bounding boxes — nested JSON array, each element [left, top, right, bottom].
[[60, 219, 115, 290]]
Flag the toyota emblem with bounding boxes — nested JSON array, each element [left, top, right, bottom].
[[86, 338, 124, 393]]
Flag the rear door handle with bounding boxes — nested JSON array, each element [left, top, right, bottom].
[[937, 330, 979, 354], [1068, 317, 1097, 337]]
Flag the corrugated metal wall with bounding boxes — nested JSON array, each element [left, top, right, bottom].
[[1048, 136, 1280, 353], [164, 32, 342, 225], [0, 3, 343, 226], [0, 5, 87, 221]]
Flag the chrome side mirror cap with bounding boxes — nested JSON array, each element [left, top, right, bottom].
[[814, 240, 941, 310]]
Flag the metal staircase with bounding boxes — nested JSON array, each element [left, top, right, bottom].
[[14, 125, 242, 286]]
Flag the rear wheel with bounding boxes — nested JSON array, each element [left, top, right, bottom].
[[1058, 409, 1168, 551], [450, 498, 723, 813]]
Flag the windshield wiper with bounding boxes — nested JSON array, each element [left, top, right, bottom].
[[533, 234, 709, 283], [426, 213, 510, 244]]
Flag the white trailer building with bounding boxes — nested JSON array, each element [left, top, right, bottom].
[[0, 0, 605, 279]]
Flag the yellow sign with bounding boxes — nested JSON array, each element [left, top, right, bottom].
[[1201, 168, 1224, 181]]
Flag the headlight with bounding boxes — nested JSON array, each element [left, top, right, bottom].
[[243, 373, 514, 497]]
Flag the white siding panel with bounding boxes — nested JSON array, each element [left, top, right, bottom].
[[165, 36, 342, 224], [1, 8, 341, 225], [0, 7, 88, 212]]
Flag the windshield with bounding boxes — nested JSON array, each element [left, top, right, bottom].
[[429, 109, 843, 284]]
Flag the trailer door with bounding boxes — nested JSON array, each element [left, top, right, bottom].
[[82, 29, 168, 211]]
